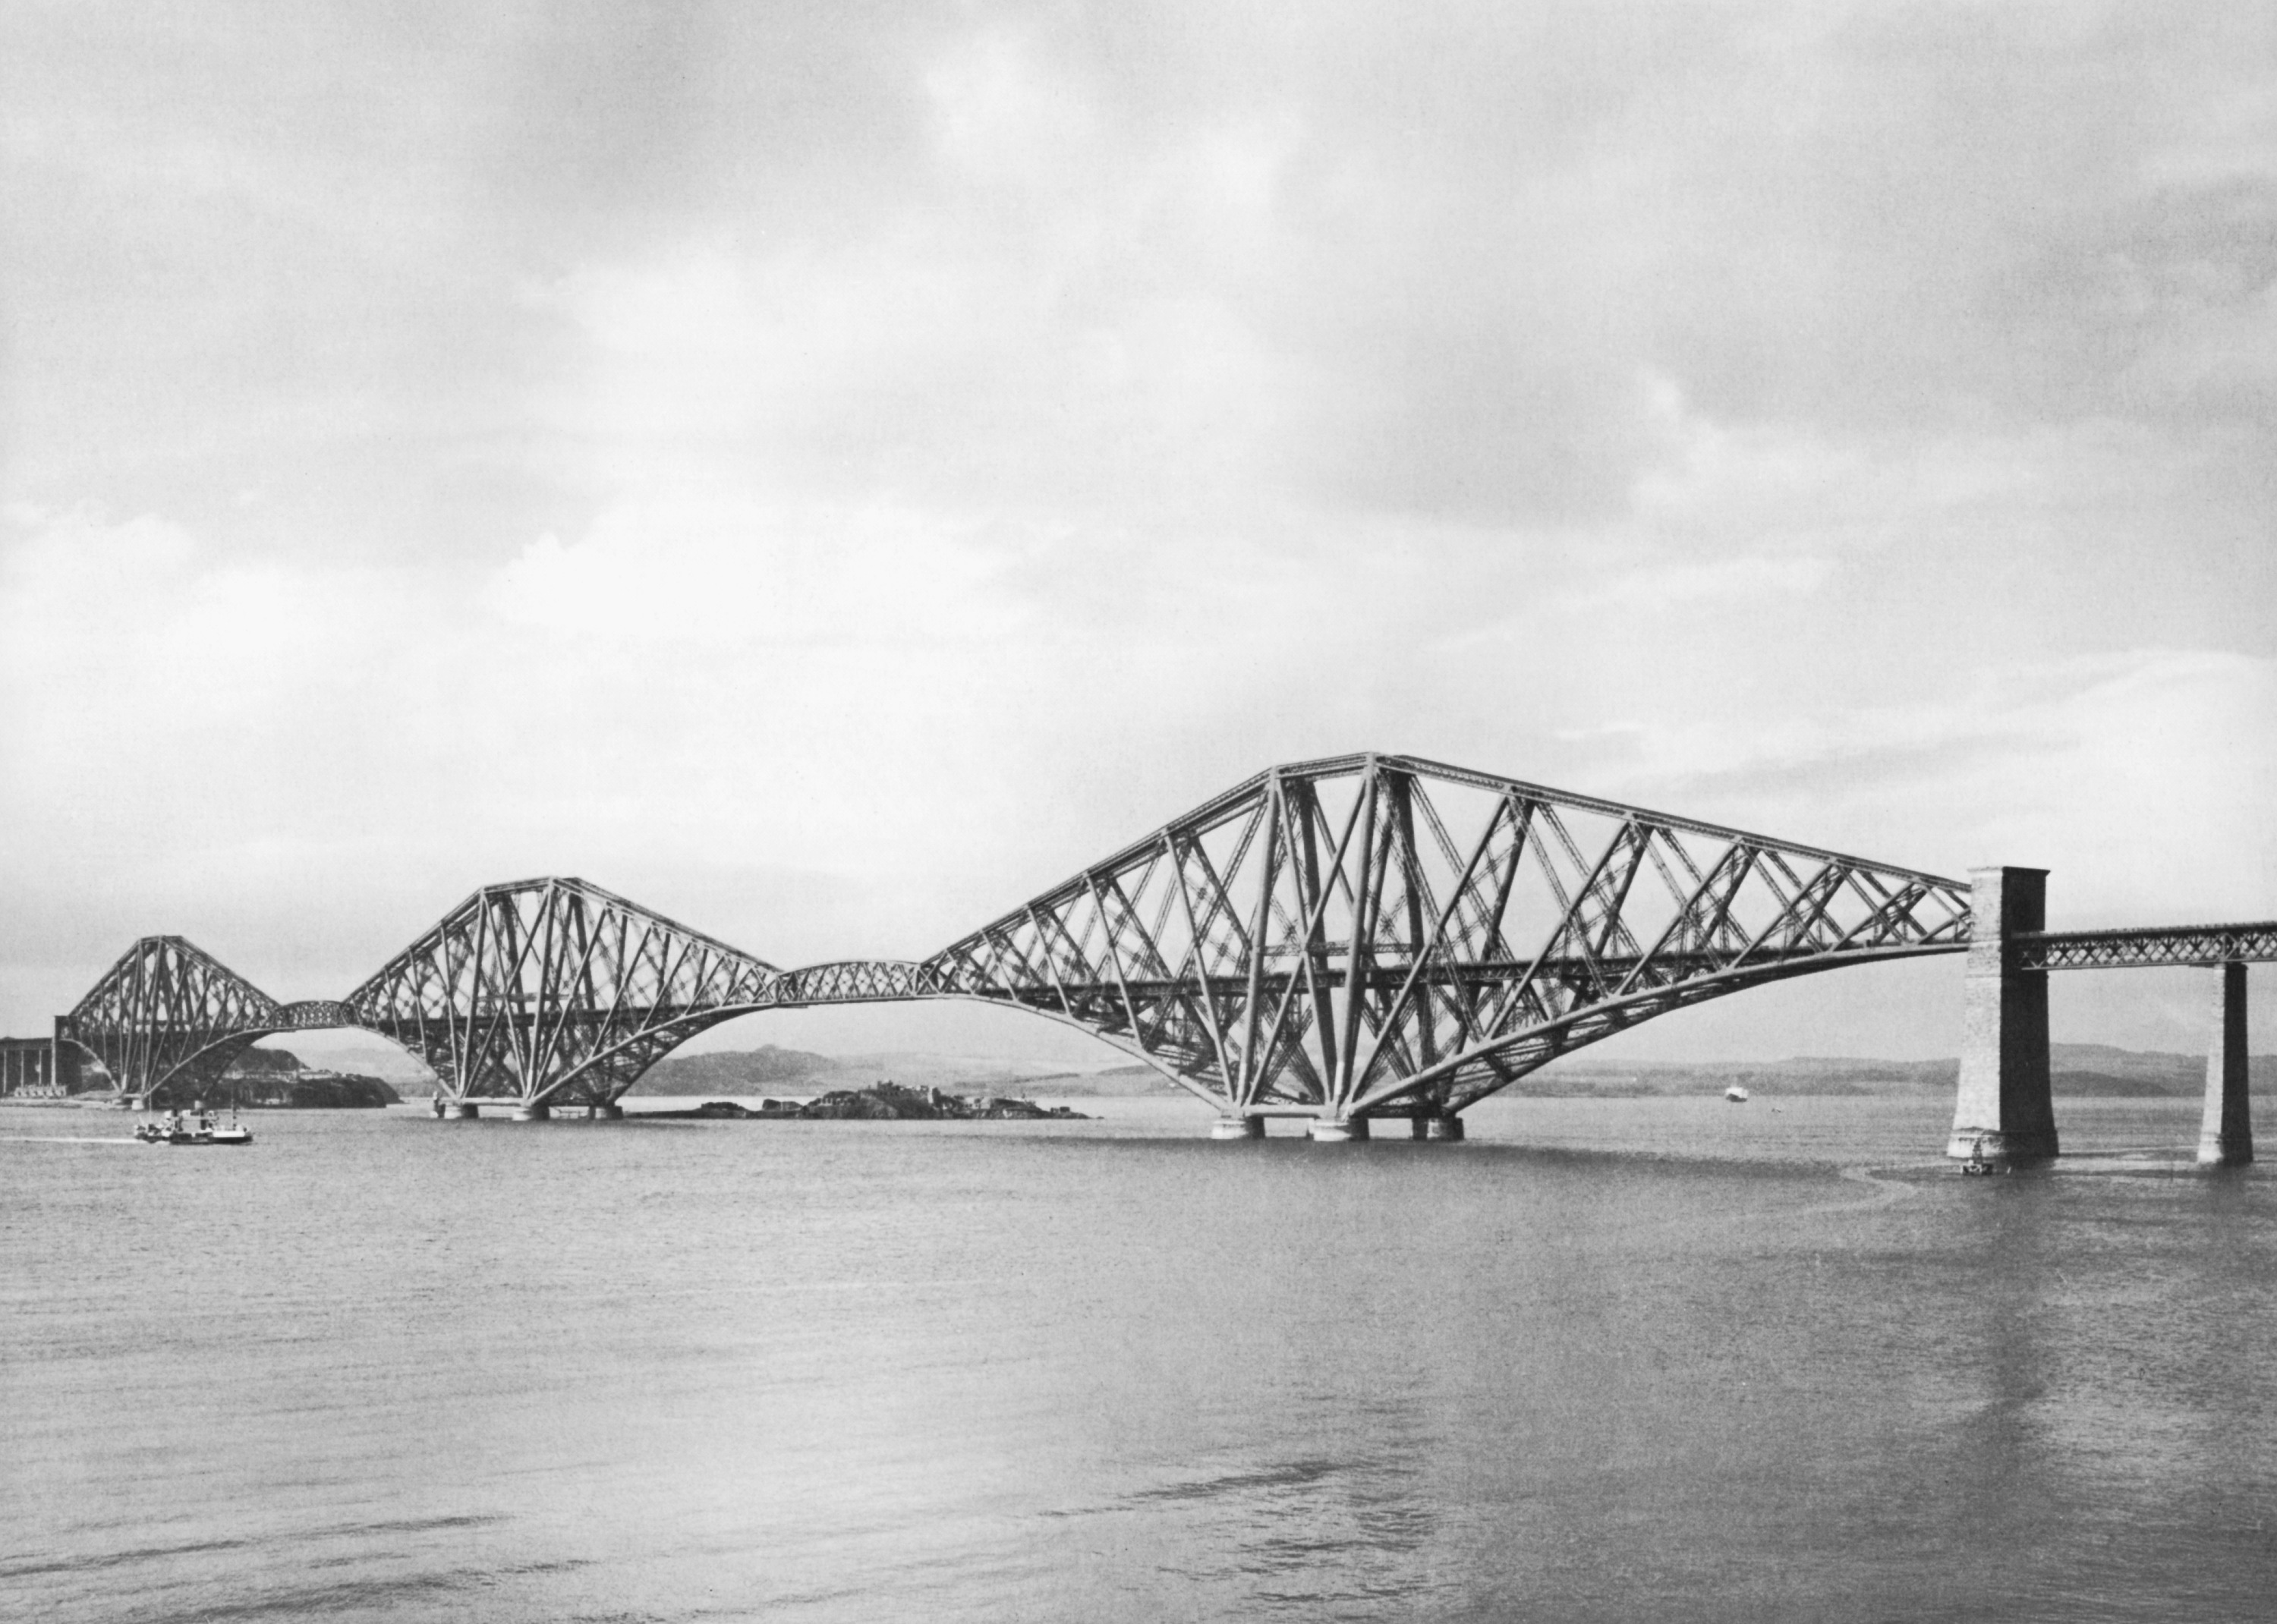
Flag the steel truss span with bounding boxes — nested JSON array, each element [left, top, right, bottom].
[[55, 754, 1982, 1117], [58, 936, 284, 1106], [912, 754, 1971, 1120], [2018, 923, 2277, 971], [345, 877, 780, 1109]]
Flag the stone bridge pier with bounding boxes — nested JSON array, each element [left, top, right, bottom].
[[1948, 865, 2263, 1169], [1946, 867, 2059, 1165], [2200, 961, 2252, 1166]]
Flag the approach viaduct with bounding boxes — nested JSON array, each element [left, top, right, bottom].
[[32, 753, 2277, 1166]]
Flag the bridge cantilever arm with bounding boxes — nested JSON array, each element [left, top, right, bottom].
[[1344, 939, 1971, 1116], [1382, 754, 1967, 887]]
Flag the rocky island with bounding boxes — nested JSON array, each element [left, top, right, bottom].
[[655, 1082, 1089, 1121], [220, 1048, 401, 1108]]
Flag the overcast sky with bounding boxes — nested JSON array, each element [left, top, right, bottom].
[[4, 2, 2272, 1063]]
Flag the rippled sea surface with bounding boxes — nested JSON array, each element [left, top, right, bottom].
[[5, 1094, 2274, 1622]]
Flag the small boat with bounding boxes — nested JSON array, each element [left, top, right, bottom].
[[206, 1081, 253, 1145], [1724, 1084, 1750, 1103], [136, 1106, 254, 1147]]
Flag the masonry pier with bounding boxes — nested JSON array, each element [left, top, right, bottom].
[[1210, 1116, 1264, 1140], [1309, 1116, 1370, 1142], [0, 1036, 68, 1098], [2198, 961, 2252, 1166], [1947, 866, 2059, 1166]]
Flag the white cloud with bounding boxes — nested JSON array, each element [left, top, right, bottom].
[[1559, 555, 1834, 615], [1593, 649, 2277, 916], [481, 499, 1020, 647], [924, 27, 1099, 187], [3, 6, 2272, 1063], [2, 507, 335, 766]]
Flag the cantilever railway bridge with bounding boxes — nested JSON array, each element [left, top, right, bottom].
[[42, 753, 2277, 1159]]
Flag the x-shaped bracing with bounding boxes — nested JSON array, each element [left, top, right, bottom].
[[54, 754, 1976, 1117]]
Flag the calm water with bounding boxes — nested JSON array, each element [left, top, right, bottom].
[[5, 1094, 2273, 1622]]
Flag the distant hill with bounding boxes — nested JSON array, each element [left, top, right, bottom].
[[231, 1048, 304, 1074], [235, 1039, 439, 1091], [629, 1044, 841, 1094], [988, 1063, 1171, 1097], [631, 1041, 2270, 1100], [1529, 1043, 2272, 1098], [631, 1045, 1176, 1097], [195, 1036, 2255, 1104], [204, 1046, 401, 1109]]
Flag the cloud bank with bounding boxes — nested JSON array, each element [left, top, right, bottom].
[[4, 3, 2271, 1056]]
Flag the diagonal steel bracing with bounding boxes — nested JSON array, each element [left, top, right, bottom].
[[54, 754, 1987, 1119], [2018, 923, 2277, 970], [57, 936, 285, 1105], [345, 877, 782, 1106], [917, 753, 1974, 1119]]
